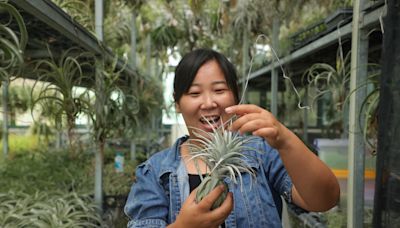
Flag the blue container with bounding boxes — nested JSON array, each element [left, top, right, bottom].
[[114, 152, 124, 173]]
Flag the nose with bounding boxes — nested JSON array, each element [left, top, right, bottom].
[[200, 94, 217, 109]]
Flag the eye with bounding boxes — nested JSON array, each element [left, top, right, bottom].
[[188, 91, 200, 97], [215, 87, 228, 94]]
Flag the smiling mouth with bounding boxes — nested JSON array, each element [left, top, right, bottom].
[[200, 115, 221, 125]]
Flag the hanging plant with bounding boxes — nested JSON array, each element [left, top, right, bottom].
[[31, 46, 93, 156], [0, 0, 28, 84], [345, 68, 380, 153], [303, 48, 351, 136]]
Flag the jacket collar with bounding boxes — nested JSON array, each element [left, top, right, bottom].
[[158, 135, 189, 178]]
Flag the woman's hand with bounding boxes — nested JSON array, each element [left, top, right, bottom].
[[226, 104, 340, 212], [225, 104, 289, 150], [170, 185, 233, 228]]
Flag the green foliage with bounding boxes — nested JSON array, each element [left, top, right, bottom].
[[324, 209, 346, 228], [150, 24, 180, 51], [0, 149, 92, 193], [0, 191, 102, 227], [0, 83, 33, 126], [89, 54, 164, 141], [125, 75, 164, 135], [103, 160, 135, 196], [0, 145, 136, 195], [0, 0, 28, 83], [0, 145, 136, 227], [29, 121, 54, 145], [89, 56, 131, 145], [103, 0, 132, 56], [0, 133, 40, 156], [321, 207, 373, 228], [52, 0, 94, 31], [1, 84, 31, 110]]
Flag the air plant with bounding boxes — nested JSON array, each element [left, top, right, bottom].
[[187, 118, 258, 209]]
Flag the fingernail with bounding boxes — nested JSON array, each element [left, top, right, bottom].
[[225, 107, 232, 113]]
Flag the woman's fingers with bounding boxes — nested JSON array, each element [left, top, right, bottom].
[[253, 127, 279, 138], [229, 113, 265, 132], [184, 187, 198, 204], [225, 104, 283, 148], [177, 185, 233, 227], [210, 192, 233, 222], [225, 104, 263, 115], [198, 185, 226, 210]]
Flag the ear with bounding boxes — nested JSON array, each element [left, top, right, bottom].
[[175, 102, 181, 113], [173, 92, 181, 113]]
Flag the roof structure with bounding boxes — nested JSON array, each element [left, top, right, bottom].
[[246, 1, 385, 91], [1, 0, 137, 86]]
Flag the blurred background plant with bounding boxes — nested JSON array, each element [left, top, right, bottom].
[[0, 0, 27, 84], [30, 47, 93, 157], [303, 48, 351, 137], [0, 191, 102, 227]]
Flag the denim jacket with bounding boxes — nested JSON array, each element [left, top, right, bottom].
[[124, 135, 294, 228]]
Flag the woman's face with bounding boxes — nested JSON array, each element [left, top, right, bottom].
[[176, 60, 236, 139]]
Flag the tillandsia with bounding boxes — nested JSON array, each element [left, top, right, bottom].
[[187, 117, 259, 209]]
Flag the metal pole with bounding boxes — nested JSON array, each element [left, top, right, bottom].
[[241, 19, 250, 103], [303, 88, 309, 143], [373, 1, 399, 226], [130, 10, 137, 161], [94, 57, 104, 214], [95, 0, 103, 41], [271, 17, 280, 116], [2, 81, 9, 157], [348, 0, 368, 226], [146, 34, 152, 76], [130, 11, 137, 68], [94, 0, 104, 213]]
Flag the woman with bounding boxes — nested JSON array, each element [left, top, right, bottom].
[[124, 48, 340, 228]]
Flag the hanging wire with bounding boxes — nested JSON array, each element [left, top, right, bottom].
[[239, 34, 310, 110]]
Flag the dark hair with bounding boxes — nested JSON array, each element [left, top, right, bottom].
[[173, 48, 239, 104]]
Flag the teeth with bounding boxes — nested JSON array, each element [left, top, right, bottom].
[[200, 116, 220, 124]]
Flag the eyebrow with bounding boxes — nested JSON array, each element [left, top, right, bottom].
[[191, 80, 227, 87]]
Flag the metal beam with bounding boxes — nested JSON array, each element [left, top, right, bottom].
[[10, 0, 137, 79], [10, 0, 102, 55], [248, 4, 385, 81]]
